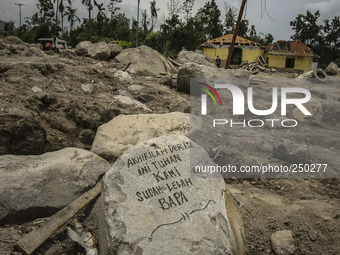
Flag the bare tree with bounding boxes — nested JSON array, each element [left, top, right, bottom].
[[167, 0, 181, 18], [182, 0, 194, 22]]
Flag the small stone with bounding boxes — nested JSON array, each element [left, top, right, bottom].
[[323, 216, 332, 222], [31, 86, 42, 93], [271, 230, 295, 255], [81, 83, 94, 94], [113, 70, 133, 84]]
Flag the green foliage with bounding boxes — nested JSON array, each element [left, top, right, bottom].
[[13, 0, 339, 67], [290, 11, 340, 67], [114, 40, 134, 49], [183, 0, 195, 21], [245, 24, 274, 45], [195, 0, 223, 40], [90, 36, 113, 43], [290, 10, 321, 47], [144, 32, 161, 50], [224, 6, 236, 34], [239, 20, 249, 37]]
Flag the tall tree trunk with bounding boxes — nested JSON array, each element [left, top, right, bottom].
[[136, 0, 140, 47], [55, 0, 60, 33], [61, 11, 64, 35], [89, 6, 92, 40]]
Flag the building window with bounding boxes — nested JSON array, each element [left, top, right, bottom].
[[285, 57, 295, 68]]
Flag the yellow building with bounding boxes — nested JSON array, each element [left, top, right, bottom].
[[264, 40, 319, 71], [198, 34, 264, 67]]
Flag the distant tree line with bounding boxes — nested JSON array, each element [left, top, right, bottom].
[[0, 0, 274, 56], [1, 0, 338, 66], [290, 10, 340, 68]]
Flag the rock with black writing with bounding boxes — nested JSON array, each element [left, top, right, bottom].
[[99, 135, 241, 255]]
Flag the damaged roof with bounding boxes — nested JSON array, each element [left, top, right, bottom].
[[266, 40, 317, 57], [200, 34, 261, 47]]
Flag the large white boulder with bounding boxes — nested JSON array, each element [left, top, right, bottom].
[[87, 42, 111, 60], [177, 62, 249, 93], [115, 45, 176, 76], [75, 41, 92, 56], [177, 50, 215, 67], [108, 42, 123, 58], [91, 112, 198, 162]]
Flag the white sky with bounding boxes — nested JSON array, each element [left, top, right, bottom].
[[1, 0, 339, 41]]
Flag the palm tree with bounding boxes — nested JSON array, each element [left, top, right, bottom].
[[94, 1, 106, 22], [65, 5, 80, 32], [54, 0, 60, 32], [107, 0, 122, 20], [53, 0, 71, 33], [81, 0, 94, 40], [150, 1, 159, 32], [59, 0, 72, 35], [136, 0, 140, 47]]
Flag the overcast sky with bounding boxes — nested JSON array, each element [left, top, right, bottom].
[[1, 0, 339, 41]]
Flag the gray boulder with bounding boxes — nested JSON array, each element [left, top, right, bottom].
[[59, 49, 77, 59], [168, 96, 190, 113], [273, 139, 311, 164], [325, 62, 338, 75], [113, 70, 133, 84], [177, 50, 215, 67], [88, 42, 111, 60], [99, 135, 242, 255], [115, 45, 176, 76], [271, 230, 295, 255], [91, 112, 196, 162], [0, 148, 110, 224], [177, 62, 249, 93], [158, 75, 173, 87], [108, 42, 123, 58], [75, 41, 92, 56]]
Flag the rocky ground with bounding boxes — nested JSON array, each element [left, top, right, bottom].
[[0, 36, 339, 255]]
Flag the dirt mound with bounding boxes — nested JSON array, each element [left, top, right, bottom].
[[0, 47, 189, 154], [0, 36, 45, 57]]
